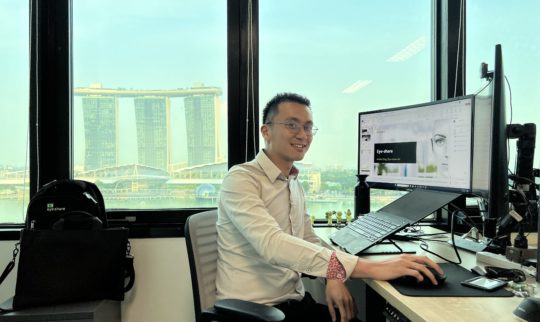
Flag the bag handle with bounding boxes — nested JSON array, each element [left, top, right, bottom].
[[124, 241, 135, 292], [0, 243, 19, 313], [0, 243, 19, 286]]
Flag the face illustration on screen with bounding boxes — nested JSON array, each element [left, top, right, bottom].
[[431, 120, 450, 177]]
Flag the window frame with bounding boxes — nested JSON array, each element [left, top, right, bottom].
[[0, 0, 463, 238]]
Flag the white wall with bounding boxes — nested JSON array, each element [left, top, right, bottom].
[[0, 238, 366, 321], [0, 238, 196, 322]]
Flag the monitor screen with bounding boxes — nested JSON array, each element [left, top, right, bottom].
[[358, 96, 474, 193]]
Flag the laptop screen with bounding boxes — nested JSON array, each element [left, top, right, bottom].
[[378, 189, 462, 223]]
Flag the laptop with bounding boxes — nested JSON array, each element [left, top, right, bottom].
[[329, 189, 462, 255]]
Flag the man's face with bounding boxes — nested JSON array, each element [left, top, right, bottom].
[[261, 101, 314, 166]]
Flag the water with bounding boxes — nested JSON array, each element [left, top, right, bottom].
[[0, 196, 218, 224], [0, 190, 404, 224], [306, 194, 398, 221], [0, 199, 27, 224]]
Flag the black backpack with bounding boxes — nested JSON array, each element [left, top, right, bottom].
[[26, 179, 107, 230], [0, 179, 135, 312]]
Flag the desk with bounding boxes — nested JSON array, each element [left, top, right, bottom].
[[315, 226, 538, 322], [0, 299, 120, 322]]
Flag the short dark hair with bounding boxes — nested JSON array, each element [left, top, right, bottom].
[[262, 93, 311, 124]]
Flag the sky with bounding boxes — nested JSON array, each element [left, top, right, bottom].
[[1, 0, 539, 172]]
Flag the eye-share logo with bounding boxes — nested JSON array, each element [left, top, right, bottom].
[[46, 203, 66, 212]]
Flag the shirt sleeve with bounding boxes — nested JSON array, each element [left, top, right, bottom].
[[302, 204, 359, 279], [302, 211, 321, 244], [220, 168, 358, 278], [304, 215, 359, 279]]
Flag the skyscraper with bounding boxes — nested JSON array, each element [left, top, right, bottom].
[[184, 94, 221, 166], [134, 96, 170, 171], [82, 96, 118, 171]]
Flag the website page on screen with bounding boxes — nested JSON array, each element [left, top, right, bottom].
[[359, 98, 473, 192]]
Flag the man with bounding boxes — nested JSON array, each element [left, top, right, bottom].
[[216, 93, 443, 322]]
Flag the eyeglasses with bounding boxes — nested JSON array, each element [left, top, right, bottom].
[[266, 121, 319, 136]]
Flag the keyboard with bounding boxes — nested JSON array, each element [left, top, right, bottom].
[[346, 214, 402, 242]]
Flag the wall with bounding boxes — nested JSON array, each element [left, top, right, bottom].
[[0, 237, 367, 321], [0, 238, 196, 322]]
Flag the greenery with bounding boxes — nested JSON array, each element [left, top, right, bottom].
[[319, 168, 356, 193]]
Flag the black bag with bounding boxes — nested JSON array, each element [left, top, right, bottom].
[[25, 179, 107, 230], [0, 179, 135, 312], [12, 228, 132, 310]]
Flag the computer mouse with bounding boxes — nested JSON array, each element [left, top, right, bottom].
[[514, 297, 540, 322], [394, 266, 446, 288]]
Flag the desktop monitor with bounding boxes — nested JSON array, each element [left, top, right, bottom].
[[357, 96, 475, 194], [483, 44, 510, 240], [356, 44, 511, 251]]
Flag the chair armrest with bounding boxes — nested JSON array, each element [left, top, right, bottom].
[[301, 273, 318, 279], [214, 299, 285, 322]]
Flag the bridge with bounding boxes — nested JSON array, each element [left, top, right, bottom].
[[0, 163, 227, 199]]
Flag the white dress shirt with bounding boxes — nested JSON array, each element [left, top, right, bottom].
[[216, 150, 359, 305]]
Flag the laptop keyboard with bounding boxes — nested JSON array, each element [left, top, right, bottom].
[[346, 214, 401, 242]]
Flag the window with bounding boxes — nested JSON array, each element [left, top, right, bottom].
[[73, 0, 227, 210], [466, 0, 540, 167], [0, 1, 30, 224], [260, 1, 432, 219]]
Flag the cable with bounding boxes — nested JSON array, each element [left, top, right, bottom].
[[505, 75, 513, 127], [508, 169, 538, 226], [509, 173, 539, 187], [32, 1, 41, 191], [23, 124, 30, 222], [485, 266, 526, 282], [453, 0, 464, 98], [248, 0, 256, 157], [22, 2, 35, 222], [245, 0, 254, 162], [418, 209, 462, 265], [446, 204, 479, 229], [508, 182, 536, 227], [473, 78, 492, 96], [505, 75, 514, 171]]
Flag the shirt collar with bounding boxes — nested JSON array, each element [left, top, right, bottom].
[[256, 150, 300, 183]]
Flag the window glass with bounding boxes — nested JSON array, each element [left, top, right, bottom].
[[466, 1, 540, 169], [73, 1, 227, 210], [260, 1, 431, 219], [0, 2, 30, 224]]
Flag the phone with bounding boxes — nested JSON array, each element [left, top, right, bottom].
[[461, 276, 507, 291]]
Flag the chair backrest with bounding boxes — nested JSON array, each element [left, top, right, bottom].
[[185, 209, 219, 320]]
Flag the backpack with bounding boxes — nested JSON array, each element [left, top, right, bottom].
[[25, 179, 107, 230], [0, 179, 135, 312]]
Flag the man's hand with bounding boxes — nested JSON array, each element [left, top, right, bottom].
[[352, 254, 444, 285], [325, 279, 357, 322]]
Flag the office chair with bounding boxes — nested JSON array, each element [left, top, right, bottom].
[[185, 210, 285, 322]]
